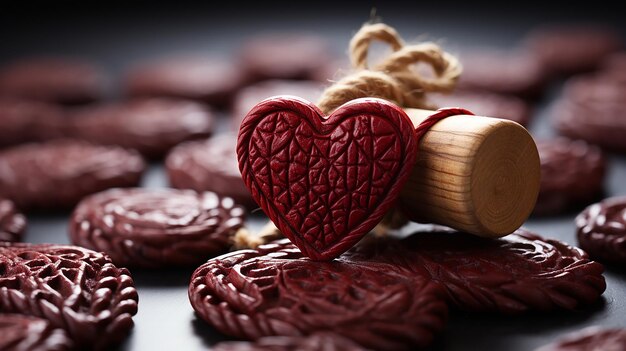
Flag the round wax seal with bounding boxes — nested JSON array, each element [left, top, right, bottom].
[[70, 188, 245, 267], [0, 99, 67, 148], [344, 227, 606, 314], [0, 314, 73, 351], [0, 198, 26, 242], [553, 74, 626, 152], [0, 140, 146, 211], [238, 34, 335, 82], [0, 57, 105, 105], [533, 138, 606, 216], [0, 243, 138, 350], [525, 26, 622, 76], [457, 49, 546, 97], [536, 327, 626, 351], [577, 196, 626, 265], [69, 98, 214, 159], [166, 134, 256, 209], [125, 56, 244, 108], [189, 240, 448, 351]]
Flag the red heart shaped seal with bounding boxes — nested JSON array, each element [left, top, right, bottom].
[[237, 96, 418, 260]]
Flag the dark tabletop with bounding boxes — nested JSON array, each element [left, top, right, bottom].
[[3, 2, 626, 350]]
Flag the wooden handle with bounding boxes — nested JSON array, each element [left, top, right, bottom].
[[400, 108, 540, 238]]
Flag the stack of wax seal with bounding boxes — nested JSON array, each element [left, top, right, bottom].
[[2, 18, 625, 351]]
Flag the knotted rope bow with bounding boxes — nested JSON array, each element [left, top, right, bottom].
[[318, 23, 461, 113]]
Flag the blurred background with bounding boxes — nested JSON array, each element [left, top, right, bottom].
[[1, 1, 626, 350], [2, 1, 625, 82]]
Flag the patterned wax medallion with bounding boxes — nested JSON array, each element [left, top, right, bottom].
[[70, 188, 245, 267], [189, 239, 447, 350], [0, 244, 138, 350]]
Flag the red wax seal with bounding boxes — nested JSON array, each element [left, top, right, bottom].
[[237, 96, 418, 261], [189, 240, 447, 350], [345, 228, 606, 314], [577, 196, 626, 265], [0, 243, 138, 350]]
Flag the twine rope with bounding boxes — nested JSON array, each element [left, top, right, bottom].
[[317, 22, 461, 113]]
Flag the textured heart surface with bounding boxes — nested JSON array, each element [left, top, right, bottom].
[[237, 96, 417, 260]]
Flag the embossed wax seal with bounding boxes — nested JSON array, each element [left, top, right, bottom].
[[534, 138, 606, 216], [0, 243, 138, 350], [0, 140, 146, 211], [189, 240, 447, 351], [125, 56, 244, 108], [166, 134, 257, 209], [345, 228, 606, 314], [70, 98, 214, 159], [553, 73, 626, 152], [237, 96, 418, 260], [70, 188, 245, 267], [577, 196, 626, 265]]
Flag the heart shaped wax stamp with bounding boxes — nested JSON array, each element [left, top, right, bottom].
[[237, 96, 417, 260]]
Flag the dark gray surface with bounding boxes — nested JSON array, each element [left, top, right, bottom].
[[5, 5, 626, 350]]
